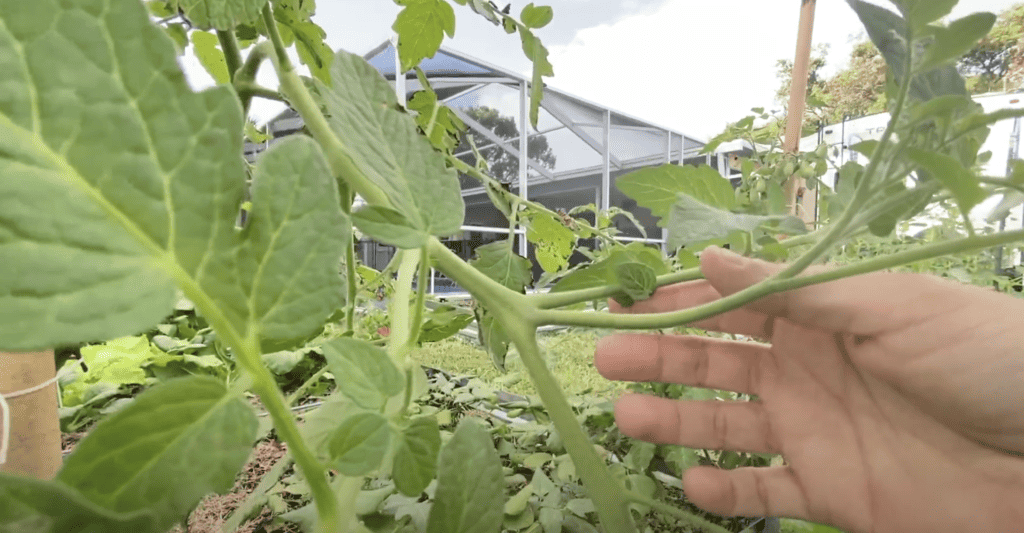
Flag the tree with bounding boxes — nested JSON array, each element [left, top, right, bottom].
[[774, 3, 1024, 131], [463, 106, 556, 183], [960, 3, 1024, 93]]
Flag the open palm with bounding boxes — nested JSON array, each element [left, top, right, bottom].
[[595, 247, 1024, 533]]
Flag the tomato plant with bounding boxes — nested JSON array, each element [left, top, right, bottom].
[[1, 0, 1022, 532]]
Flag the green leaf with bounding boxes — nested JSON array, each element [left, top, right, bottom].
[[918, 13, 996, 73], [520, 3, 553, 28], [666, 194, 806, 249], [58, 377, 257, 531], [617, 164, 735, 221], [272, 0, 334, 84], [236, 136, 350, 350], [893, 0, 957, 28], [353, 206, 429, 249], [418, 305, 475, 343], [427, 419, 504, 533], [613, 262, 656, 307], [322, 337, 404, 410], [476, 307, 512, 372], [866, 185, 934, 237], [318, 50, 465, 237], [905, 148, 985, 214], [175, 0, 269, 30], [261, 349, 305, 374], [164, 23, 189, 54], [393, 0, 456, 72], [0, 474, 158, 533], [519, 29, 553, 128], [551, 242, 667, 294], [538, 507, 562, 533], [527, 213, 576, 273], [191, 30, 230, 84], [0, 0, 346, 354], [79, 336, 159, 387], [470, 241, 533, 292], [393, 417, 442, 496], [328, 411, 392, 476], [847, 0, 966, 101], [503, 483, 533, 515], [299, 395, 358, 461]]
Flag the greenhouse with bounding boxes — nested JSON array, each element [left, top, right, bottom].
[[246, 40, 728, 291]]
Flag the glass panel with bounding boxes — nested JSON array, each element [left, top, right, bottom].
[[609, 127, 665, 163], [366, 44, 396, 76], [535, 127, 602, 176]]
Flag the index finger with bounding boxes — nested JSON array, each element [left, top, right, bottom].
[[610, 278, 775, 339]]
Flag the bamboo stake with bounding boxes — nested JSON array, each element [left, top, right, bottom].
[[0, 351, 61, 479], [783, 0, 819, 226]]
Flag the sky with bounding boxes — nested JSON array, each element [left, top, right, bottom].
[[180, 0, 1024, 139]]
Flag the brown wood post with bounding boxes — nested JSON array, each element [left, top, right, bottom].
[[782, 0, 819, 227], [0, 351, 61, 479]]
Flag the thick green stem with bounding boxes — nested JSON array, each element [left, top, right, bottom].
[[245, 354, 341, 532], [537, 228, 1024, 330], [216, 29, 243, 82], [261, 4, 292, 71], [266, 14, 392, 210], [169, 267, 341, 532], [388, 249, 416, 362], [334, 475, 364, 532], [235, 82, 287, 103], [406, 246, 430, 352], [504, 326, 638, 532], [428, 237, 637, 532], [345, 241, 358, 335], [622, 492, 731, 533]]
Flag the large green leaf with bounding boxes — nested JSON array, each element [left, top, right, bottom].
[[191, 30, 230, 84], [316, 50, 465, 237], [235, 136, 349, 350], [0, 0, 346, 352], [468, 241, 531, 371], [918, 13, 996, 73], [469, 240, 533, 292], [328, 411, 392, 476], [617, 164, 735, 221], [0, 474, 158, 533], [666, 194, 806, 249], [393, 417, 442, 496], [175, 0, 269, 30], [272, 0, 333, 84], [57, 377, 257, 531], [393, 0, 456, 72], [427, 419, 504, 533], [846, 0, 966, 101], [551, 242, 667, 295], [322, 337, 404, 410], [526, 212, 575, 273], [520, 3, 553, 29], [905, 147, 984, 214], [352, 206, 428, 249], [892, 0, 957, 29]]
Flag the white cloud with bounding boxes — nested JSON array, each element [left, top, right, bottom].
[[547, 0, 1022, 138]]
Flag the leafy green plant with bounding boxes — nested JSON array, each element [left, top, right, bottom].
[[2, 0, 1024, 532]]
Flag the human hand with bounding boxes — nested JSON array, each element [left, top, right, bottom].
[[595, 246, 1024, 533]]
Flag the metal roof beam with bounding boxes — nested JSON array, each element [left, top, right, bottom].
[[449, 107, 556, 181], [541, 101, 624, 169]]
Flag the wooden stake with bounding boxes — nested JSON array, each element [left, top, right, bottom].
[[0, 351, 61, 479], [783, 0, 819, 226]]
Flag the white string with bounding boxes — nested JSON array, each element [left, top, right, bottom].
[[0, 376, 59, 466]]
